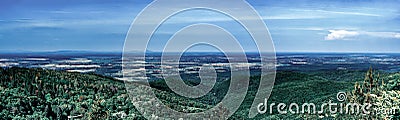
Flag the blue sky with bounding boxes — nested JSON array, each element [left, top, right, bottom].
[[1, 0, 400, 53]]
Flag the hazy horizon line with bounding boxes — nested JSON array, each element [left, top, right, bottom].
[[1, 50, 400, 54]]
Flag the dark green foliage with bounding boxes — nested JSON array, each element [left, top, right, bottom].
[[309, 70, 368, 82], [0, 67, 144, 119], [229, 71, 354, 119], [346, 67, 400, 119], [387, 73, 400, 91], [2, 67, 397, 119]]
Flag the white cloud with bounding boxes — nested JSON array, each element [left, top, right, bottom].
[[325, 30, 400, 40], [264, 8, 384, 20], [364, 32, 400, 39], [282, 27, 325, 31], [395, 33, 400, 38], [325, 30, 359, 40], [313, 10, 381, 17], [47, 10, 73, 14], [264, 14, 325, 20]]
